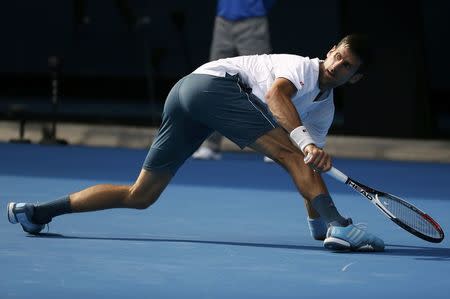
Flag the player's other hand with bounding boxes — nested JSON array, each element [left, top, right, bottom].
[[303, 144, 332, 172]]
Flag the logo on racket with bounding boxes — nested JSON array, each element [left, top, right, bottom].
[[348, 181, 374, 201]]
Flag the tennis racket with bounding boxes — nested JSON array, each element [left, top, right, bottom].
[[326, 166, 445, 243]]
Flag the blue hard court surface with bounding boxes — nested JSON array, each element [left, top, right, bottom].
[[1, 143, 449, 298]]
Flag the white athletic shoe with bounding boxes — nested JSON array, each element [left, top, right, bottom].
[[7, 202, 44, 235], [324, 220, 385, 252], [192, 146, 222, 160], [263, 156, 275, 163]]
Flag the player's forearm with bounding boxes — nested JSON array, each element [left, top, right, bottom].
[[265, 78, 317, 154], [265, 86, 302, 133]]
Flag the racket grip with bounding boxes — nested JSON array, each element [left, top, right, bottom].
[[326, 167, 348, 183]]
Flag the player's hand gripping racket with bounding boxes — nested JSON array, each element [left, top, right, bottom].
[[326, 166, 445, 243]]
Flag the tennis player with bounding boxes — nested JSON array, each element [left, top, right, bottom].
[[7, 34, 384, 252]]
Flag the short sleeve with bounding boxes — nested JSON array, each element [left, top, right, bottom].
[[271, 54, 314, 96]]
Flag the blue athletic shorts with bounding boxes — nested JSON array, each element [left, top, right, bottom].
[[142, 73, 278, 174]]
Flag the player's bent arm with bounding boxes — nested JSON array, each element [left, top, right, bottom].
[[265, 78, 331, 171], [265, 78, 315, 153], [265, 77, 301, 132]]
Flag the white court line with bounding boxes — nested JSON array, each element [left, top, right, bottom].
[[341, 262, 356, 272]]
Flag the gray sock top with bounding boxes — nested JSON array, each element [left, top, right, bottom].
[[311, 194, 347, 225]]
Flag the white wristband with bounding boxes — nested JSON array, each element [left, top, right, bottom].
[[289, 126, 315, 153]]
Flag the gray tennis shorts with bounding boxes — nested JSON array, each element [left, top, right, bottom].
[[143, 73, 278, 174]]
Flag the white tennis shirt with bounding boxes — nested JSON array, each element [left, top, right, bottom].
[[193, 54, 334, 148]]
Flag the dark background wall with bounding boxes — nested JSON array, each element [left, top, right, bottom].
[[0, 0, 449, 139]]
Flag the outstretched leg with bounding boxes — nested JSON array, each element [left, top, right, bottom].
[[7, 169, 172, 234], [8, 74, 211, 234], [70, 169, 172, 212]]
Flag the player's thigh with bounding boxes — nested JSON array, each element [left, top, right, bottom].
[[180, 74, 278, 150], [248, 127, 304, 164], [249, 128, 328, 196], [143, 77, 213, 174], [252, 129, 332, 176]]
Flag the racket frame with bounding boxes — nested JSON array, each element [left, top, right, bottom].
[[326, 167, 444, 243]]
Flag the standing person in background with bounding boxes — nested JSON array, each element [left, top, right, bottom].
[[193, 0, 276, 161]]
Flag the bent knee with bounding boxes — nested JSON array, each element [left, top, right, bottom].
[[126, 188, 158, 210], [277, 149, 320, 185], [131, 199, 154, 210], [275, 149, 305, 170]]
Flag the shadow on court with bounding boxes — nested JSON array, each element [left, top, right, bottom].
[[31, 232, 323, 251], [31, 233, 450, 260], [383, 244, 450, 261]]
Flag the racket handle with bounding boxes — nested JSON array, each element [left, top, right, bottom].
[[326, 167, 348, 183]]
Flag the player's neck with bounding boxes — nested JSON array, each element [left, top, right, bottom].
[[318, 62, 332, 92]]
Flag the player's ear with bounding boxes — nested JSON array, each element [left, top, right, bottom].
[[326, 46, 337, 58], [349, 73, 363, 84]]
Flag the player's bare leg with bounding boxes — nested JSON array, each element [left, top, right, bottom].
[[249, 128, 384, 251], [70, 169, 172, 212], [249, 128, 344, 240], [249, 128, 328, 216], [7, 169, 172, 234]]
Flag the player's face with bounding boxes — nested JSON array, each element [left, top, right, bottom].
[[319, 44, 363, 90]]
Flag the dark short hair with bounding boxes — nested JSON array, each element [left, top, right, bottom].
[[337, 34, 371, 74]]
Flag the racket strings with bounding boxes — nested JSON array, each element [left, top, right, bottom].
[[379, 195, 441, 238]]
